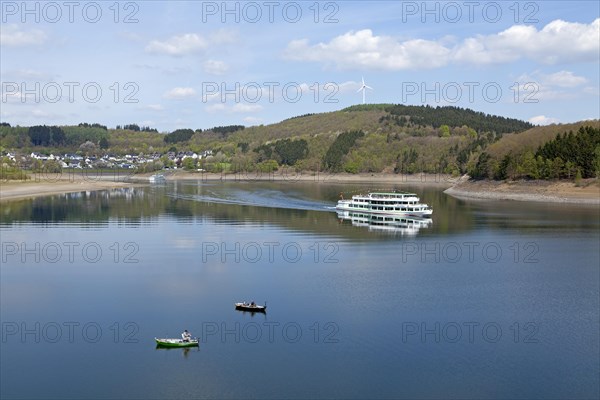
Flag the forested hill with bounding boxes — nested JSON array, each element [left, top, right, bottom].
[[471, 122, 600, 180], [4, 105, 597, 182], [372, 104, 532, 134]]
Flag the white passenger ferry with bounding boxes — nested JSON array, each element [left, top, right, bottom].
[[336, 192, 433, 217]]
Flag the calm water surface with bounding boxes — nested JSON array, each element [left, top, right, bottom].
[[1, 181, 598, 399]]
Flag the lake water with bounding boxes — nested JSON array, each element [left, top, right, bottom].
[[1, 180, 598, 399]]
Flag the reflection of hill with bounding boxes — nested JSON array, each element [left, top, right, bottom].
[[0, 183, 474, 239]]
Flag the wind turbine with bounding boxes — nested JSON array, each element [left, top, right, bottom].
[[357, 77, 373, 105]]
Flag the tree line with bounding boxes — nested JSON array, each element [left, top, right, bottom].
[[472, 126, 600, 180], [78, 123, 107, 130], [209, 125, 244, 135], [383, 105, 533, 135], [116, 124, 158, 132]]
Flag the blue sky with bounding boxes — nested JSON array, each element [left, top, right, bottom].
[[1, 1, 599, 131]]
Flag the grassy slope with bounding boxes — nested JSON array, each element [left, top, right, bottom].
[[190, 109, 388, 146]]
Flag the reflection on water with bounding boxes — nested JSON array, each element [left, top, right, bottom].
[[154, 346, 199, 359], [0, 181, 472, 238], [336, 210, 433, 236], [234, 309, 270, 319]]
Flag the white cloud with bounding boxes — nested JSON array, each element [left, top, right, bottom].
[[1, 69, 54, 80], [0, 24, 47, 47], [337, 81, 362, 93], [145, 30, 237, 56], [284, 29, 451, 70], [205, 82, 353, 104], [146, 33, 207, 55], [164, 87, 196, 99], [285, 19, 600, 70], [205, 103, 263, 114], [529, 115, 560, 125], [205, 104, 227, 113], [31, 109, 60, 119], [243, 116, 263, 125], [203, 60, 229, 75], [542, 71, 588, 88], [454, 19, 600, 65], [514, 70, 591, 101], [1, 91, 23, 104], [138, 104, 165, 111], [202, 84, 266, 103], [232, 104, 263, 113], [209, 29, 237, 44]]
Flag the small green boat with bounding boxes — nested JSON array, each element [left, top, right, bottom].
[[155, 338, 199, 348]]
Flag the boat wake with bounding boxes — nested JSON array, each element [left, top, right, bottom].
[[167, 187, 332, 212]]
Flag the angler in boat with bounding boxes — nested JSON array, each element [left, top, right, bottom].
[[235, 301, 267, 312], [154, 329, 198, 347]]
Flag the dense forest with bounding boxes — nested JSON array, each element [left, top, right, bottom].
[[27, 126, 66, 146], [210, 125, 244, 135], [254, 138, 309, 166], [164, 129, 195, 144], [382, 105, 533, 134], [323, 130, 365, 172]]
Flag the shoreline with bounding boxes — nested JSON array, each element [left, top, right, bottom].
[[1, 171, 598, 205], [444, 178, 599, 205], [0, 178, 141, 202], [0, 172, 455, 202], [154, 171, 457, 187]]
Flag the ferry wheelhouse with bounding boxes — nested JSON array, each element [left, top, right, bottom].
[[336, 192, 433, 218]]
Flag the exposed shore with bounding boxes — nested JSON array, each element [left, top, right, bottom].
[[0, 172, 455, 202], [1, 171, 598, 205], [0, 177, 139, 202], [153, 170, 457, 187], [445, 178, 599, 205]]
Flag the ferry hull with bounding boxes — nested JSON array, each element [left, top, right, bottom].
[[335, 204, 433, 218]]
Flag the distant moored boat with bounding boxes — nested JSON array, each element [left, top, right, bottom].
[[235, 301, 266, 313], [149, 174, 166, 183]]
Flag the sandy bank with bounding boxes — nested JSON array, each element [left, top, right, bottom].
[[0, 177, 139, 202], [445, 178, 600, 205], [154, 171, 457, 187]]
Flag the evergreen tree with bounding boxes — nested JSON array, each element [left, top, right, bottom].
[[323, 131, 365, 172]]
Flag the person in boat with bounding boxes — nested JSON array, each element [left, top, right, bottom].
[[182, 329, 192, 342]]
